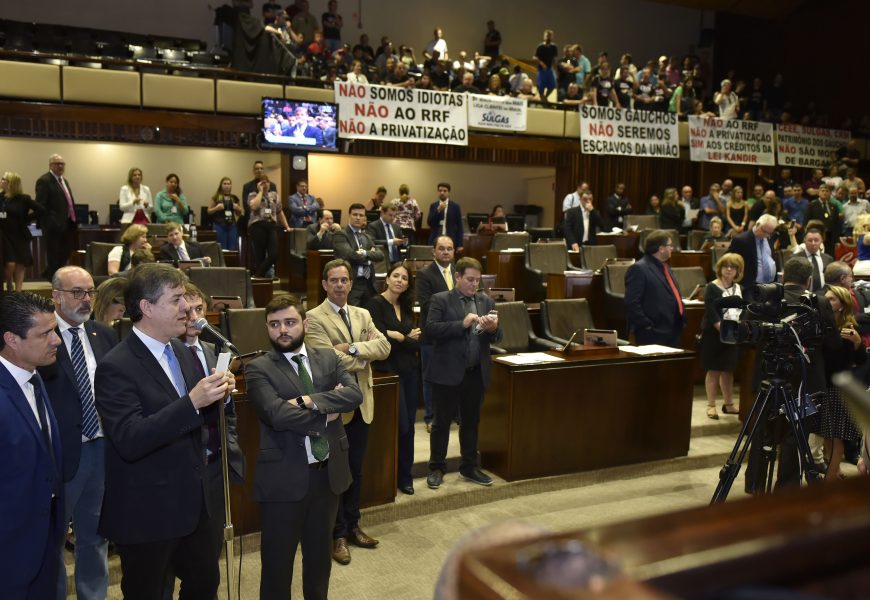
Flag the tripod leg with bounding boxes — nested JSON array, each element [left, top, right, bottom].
[[782, 390, 823, 484]]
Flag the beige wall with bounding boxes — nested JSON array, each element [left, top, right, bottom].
[[0, 138, 553, 225]]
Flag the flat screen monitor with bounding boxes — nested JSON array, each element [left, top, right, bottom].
[[466, 213, 489, 232], [505, 214, 525, 232], [261, 97, 339, 151]]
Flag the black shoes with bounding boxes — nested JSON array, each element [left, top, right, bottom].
[[460, 468, 493, 486], [399, 484, 414, 495], [426, 469, 444, 489]]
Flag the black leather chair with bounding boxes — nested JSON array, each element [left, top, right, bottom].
[[223, 308, 270, 354], [580, 244, 617, 271], [540, 298, 629, 346], [603, 263, 633, 336], [523, 242, 582, 303], [187, 267, 254, 308], [490, 301, 562, 354]]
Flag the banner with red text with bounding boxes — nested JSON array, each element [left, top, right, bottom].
[[333, 82, 468, 145], [468, 94, 527, 131], [578, 106, 678, 158], [688, 115, 775, 165], [775, 124, 850, 169]]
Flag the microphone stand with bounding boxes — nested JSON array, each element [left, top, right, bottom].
[[215, 338, 238, 600]]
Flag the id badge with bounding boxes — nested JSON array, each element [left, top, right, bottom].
[[171, 206, 178, 214], [264, 208, 272, 215], [0, 211, 6, 219], [224, 210, 233, 220]]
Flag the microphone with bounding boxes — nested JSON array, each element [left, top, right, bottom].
[[194, 318, 241, 356]]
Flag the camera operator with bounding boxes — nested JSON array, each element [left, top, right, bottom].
[[744, 256, 840, 494]]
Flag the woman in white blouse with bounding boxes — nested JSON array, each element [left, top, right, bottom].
[[118, 167, 152, 224], [346, 60, 369, 84]]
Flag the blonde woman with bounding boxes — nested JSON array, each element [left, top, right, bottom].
[[0, 172, 40, 291], [107, 224, 150, 275], [119, 167, 152, 224]]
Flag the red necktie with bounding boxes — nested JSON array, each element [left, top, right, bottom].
[[58, 176, 75, 222], [662, 263, 684, 315]]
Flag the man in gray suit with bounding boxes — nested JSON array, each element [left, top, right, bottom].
[[245, 294, 362, 600]]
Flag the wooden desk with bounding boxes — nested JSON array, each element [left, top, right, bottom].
[[463, 233, 494, 263], [670, 250, 713, 281], [594, 232, 640, 259], [486, 250, 526, 301], [229, 372, 400, 535], [306, 249, 334, 309], [250, 277, 274, 307], [679, 304, 706, 384], [480, 350, 695, 481]]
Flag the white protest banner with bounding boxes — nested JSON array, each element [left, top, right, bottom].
[[468, 94, 527, 131], [579, 106, 678, 158], [333, 81, 468, 146], [688, 115, 775, 165], [776, 124, 850, 168]]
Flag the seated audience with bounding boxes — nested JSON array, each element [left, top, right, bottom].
[[107, 224, 150, 276], [476, 205, 508, 234], [700, 217, 729, 250]]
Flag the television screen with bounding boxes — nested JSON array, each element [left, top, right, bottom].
[[261, 97, 339, 151]]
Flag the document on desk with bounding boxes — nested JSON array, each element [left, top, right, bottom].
[[619, 345, 685, 355], [496, 352, 566, 365]]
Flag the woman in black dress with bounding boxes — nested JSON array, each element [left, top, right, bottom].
[[819, 285, 865, 479], [659, 187, 685, 231], [367, 263, 421, 495], [0, 172, 40, 292], [701, 252, 745, 419]]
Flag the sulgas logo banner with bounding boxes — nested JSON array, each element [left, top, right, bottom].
[[468, 94, 527, 132]]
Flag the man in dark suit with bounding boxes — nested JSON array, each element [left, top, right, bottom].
[[306, 209, 342, 250], [366, 203, 407, 264], [806, 184, 841, 253], [290, 105, 324, 145], [158, 222, 209, 264], [425, 257, 502, 489], [624, 230, 686, 347], [94, 263, 234, 599], [427, 182, 464, 253], [793, 222, 833, 292], [415, 235, 455, 431], [333, 203, 384, 307], [0, 292, 65, 600], [745, 256, 839, 493], [179, 284, 245, 568], [728, 214, 778, 301], [563, 192, 606, 250], [246, 294, 362, 600], [35, 153, 78, 280], [39, 266, 117, 600]]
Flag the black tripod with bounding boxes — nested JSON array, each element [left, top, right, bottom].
[[711, 375, 822, 504]]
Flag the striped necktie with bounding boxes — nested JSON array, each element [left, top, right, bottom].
[[69, 327, 100, 439]]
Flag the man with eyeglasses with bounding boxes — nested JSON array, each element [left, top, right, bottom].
[[625, 230, 686, 347], [728, 213, 778, 302], [179, 284, 244, 569], [38, 266, 118, 600], [35, 154, 78, 281]]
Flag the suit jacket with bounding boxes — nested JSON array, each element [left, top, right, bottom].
[[728, 229, 774, 300], [424, 289, 502, 388], [0, 364, 64, 589], [415, 261, 454, 344], [159, 240, 205, 262], [332, 226, 384, 277], [39, 320, 118, 482], [306, 222, 335, 250], [366, 218, 402, 262], [563, 206, 605, 247], [35, 171, 75, 232], [427, 200, 463, 250], [245, 346, 361, 501], [624, 254, 686, 339], [197, 340, 245, 483], [806, 199, 841, 236], [95, 334, 210, 545], [305, 300, 390, 425], [793, 249, 833, 291]]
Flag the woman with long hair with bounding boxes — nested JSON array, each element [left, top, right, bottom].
[[658, 187, 685, 231], [92, 276, 128, 325], [0, 171, 40, 291], [154, 173, 190, 224], [366, 263, 421, 495], [725, 185, 749, 235], [207, 177, 241, 251], [119, 167, 152, 224]]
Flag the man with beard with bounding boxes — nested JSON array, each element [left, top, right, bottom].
[[39, 266, 117, 599], [245, 294, 361, 600]]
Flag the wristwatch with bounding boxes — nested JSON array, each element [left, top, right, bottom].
[[348, 344, 359, 356], [294, 396, 306, 408]]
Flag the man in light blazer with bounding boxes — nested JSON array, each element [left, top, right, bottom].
[[0, 292, 65, 599], [246, 294, 362, 600], [305, 258, 390, 566], [39, 267, 118, 600]]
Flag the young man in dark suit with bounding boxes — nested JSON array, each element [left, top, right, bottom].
[[39, 266, 118, 600], [563, 192, 606, 250], [624, 230, 686, 347], [35, 153, 78, 280], [366, 203, 407, 264], [425, 257, 502, 489], [94, 263, 234, 600], [793, 223, 833, 292], [158, 222, 209, 264], [427, 182, 464, 253], [332, 203, 384, 307], [0, 292, 65, 599], [414, 235, 455, 431], [245, 294, 362, 600]]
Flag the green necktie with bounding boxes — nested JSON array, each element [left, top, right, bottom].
[[292, 354, 329, 461]]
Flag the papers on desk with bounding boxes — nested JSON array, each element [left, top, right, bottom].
[[495, 352, 566, 365], [683, 299, 704, 305], [499, 248, 525, 253], [619, 345, 685, 355], [564, 269, 593, 276]]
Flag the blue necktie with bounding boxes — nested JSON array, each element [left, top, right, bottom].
[[69, 327, 100, 439], [163, 344, 187, 397]]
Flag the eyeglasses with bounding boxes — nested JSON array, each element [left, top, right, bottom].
[[55, 288, 96, 299]]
